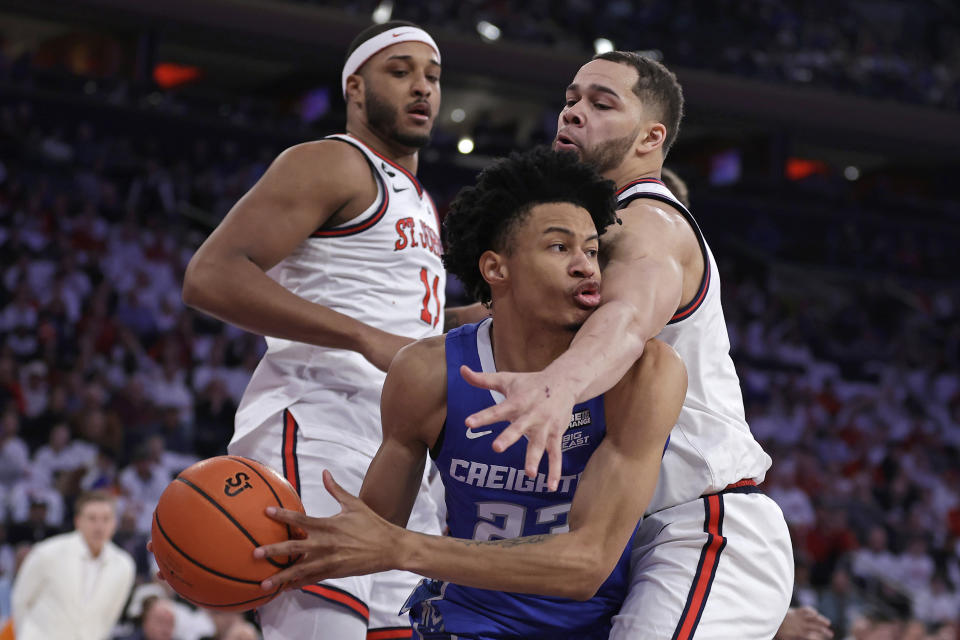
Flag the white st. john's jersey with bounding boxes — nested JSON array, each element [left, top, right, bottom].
[[234, 133, 446, 457], [616, 178, 771, 513]]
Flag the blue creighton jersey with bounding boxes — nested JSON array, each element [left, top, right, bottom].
[[406, 318, 631, 639]]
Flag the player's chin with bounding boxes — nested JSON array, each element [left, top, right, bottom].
[[563, 308, 594, 331], [394, 128, 432, 149]]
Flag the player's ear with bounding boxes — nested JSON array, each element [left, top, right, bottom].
[[638, 121, 666, 154], [345, 74, 364, 106], [478, 250, 507, 288]]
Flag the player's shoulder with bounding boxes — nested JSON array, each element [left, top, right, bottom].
[[274, 139, 370, 176], [614, 197, 699, 255], [391, 335, 446, 379], [383, 336, 447, 430], [618, 196, 688, 232]]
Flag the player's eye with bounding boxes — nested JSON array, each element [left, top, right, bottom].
[[564, 98, 577, 108], [594, 103, 610, 110], [549, 243, 566, 252]]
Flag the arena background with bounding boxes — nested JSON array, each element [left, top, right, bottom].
[[0, 0, 958, 638]]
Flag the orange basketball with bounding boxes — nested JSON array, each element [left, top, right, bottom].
[[151, 455, 305, 612]]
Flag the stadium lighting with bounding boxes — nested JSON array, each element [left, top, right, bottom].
[[477, 21, 501, 42], [844, 166, 860, 181], [372, 0, 393, 24], [451, 108, 466, 123], [594, 38, 615, 55], [457, 137, 475, 154]]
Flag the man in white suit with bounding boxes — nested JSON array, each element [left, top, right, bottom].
[[12, 490, 136, 640]]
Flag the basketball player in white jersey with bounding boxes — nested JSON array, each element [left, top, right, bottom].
[[458, 52, 795, 638], [660, 169, 833, 640], [181, 21, 481, 640]]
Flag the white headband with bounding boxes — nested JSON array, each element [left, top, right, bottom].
[[341, 26, 441, 97]]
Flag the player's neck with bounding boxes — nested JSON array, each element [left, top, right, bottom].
[[345, 124, 420, 175], [488, 310, 574, 374], [605, 158, 661, 190]]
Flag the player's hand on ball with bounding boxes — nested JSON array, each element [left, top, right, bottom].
[[255, 470, 402, 590], [461, 365, 575, 491]]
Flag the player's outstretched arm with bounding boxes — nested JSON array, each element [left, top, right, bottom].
[[463, 201, 690, 489], [182, 141, 413, 371], [257, 340, 685, 600]]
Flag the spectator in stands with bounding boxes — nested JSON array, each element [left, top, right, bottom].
[[897, 537, 936, 596], [911, 574, 959, 627], [31, 422, 92, 488], [121, 595, 176, 640], [118, 445, 170, 536], [7, 489, 63, 545], [817, 567, 862, 639], [0, 406, 28, 490], [851, 526, 899, 587]]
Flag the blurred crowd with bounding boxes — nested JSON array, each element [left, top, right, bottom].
[[321, 0, 960, 109], [0, 25, 959, 640]]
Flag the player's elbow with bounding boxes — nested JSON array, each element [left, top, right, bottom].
[[182, 251, 222, 311], [181, 257, 205, 310], [641, 339, 687, 395], [564, 548, 613, 601]]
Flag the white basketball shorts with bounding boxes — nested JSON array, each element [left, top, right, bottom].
[[610, 486, 794, 640]]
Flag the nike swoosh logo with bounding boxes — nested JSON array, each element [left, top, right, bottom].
[[392, 185, 409, 192], [465, 429, 493, 439]]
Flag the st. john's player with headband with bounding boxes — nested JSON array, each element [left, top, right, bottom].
[[179, 20, 484, 640]]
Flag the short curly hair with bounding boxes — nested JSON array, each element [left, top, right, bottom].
[[443, 147, 618, 304]]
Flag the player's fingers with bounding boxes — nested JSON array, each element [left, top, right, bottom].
[[545, 438, 563, 492], [491, 422, 527, 453], [146, 539, 154, 553], [261, 566, 301, 591], [466, 401, 518, 430], [254, 539, 308, 561], [264, 506, 312, 528], [459, 366, 508, 393], [322, 469, 356, 507], [523, 437, 546, 480]]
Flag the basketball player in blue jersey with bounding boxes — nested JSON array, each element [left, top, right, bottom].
[[179, 20, 484, 640], [458, 52, 795, 638], [253, 147, 687, 638]]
